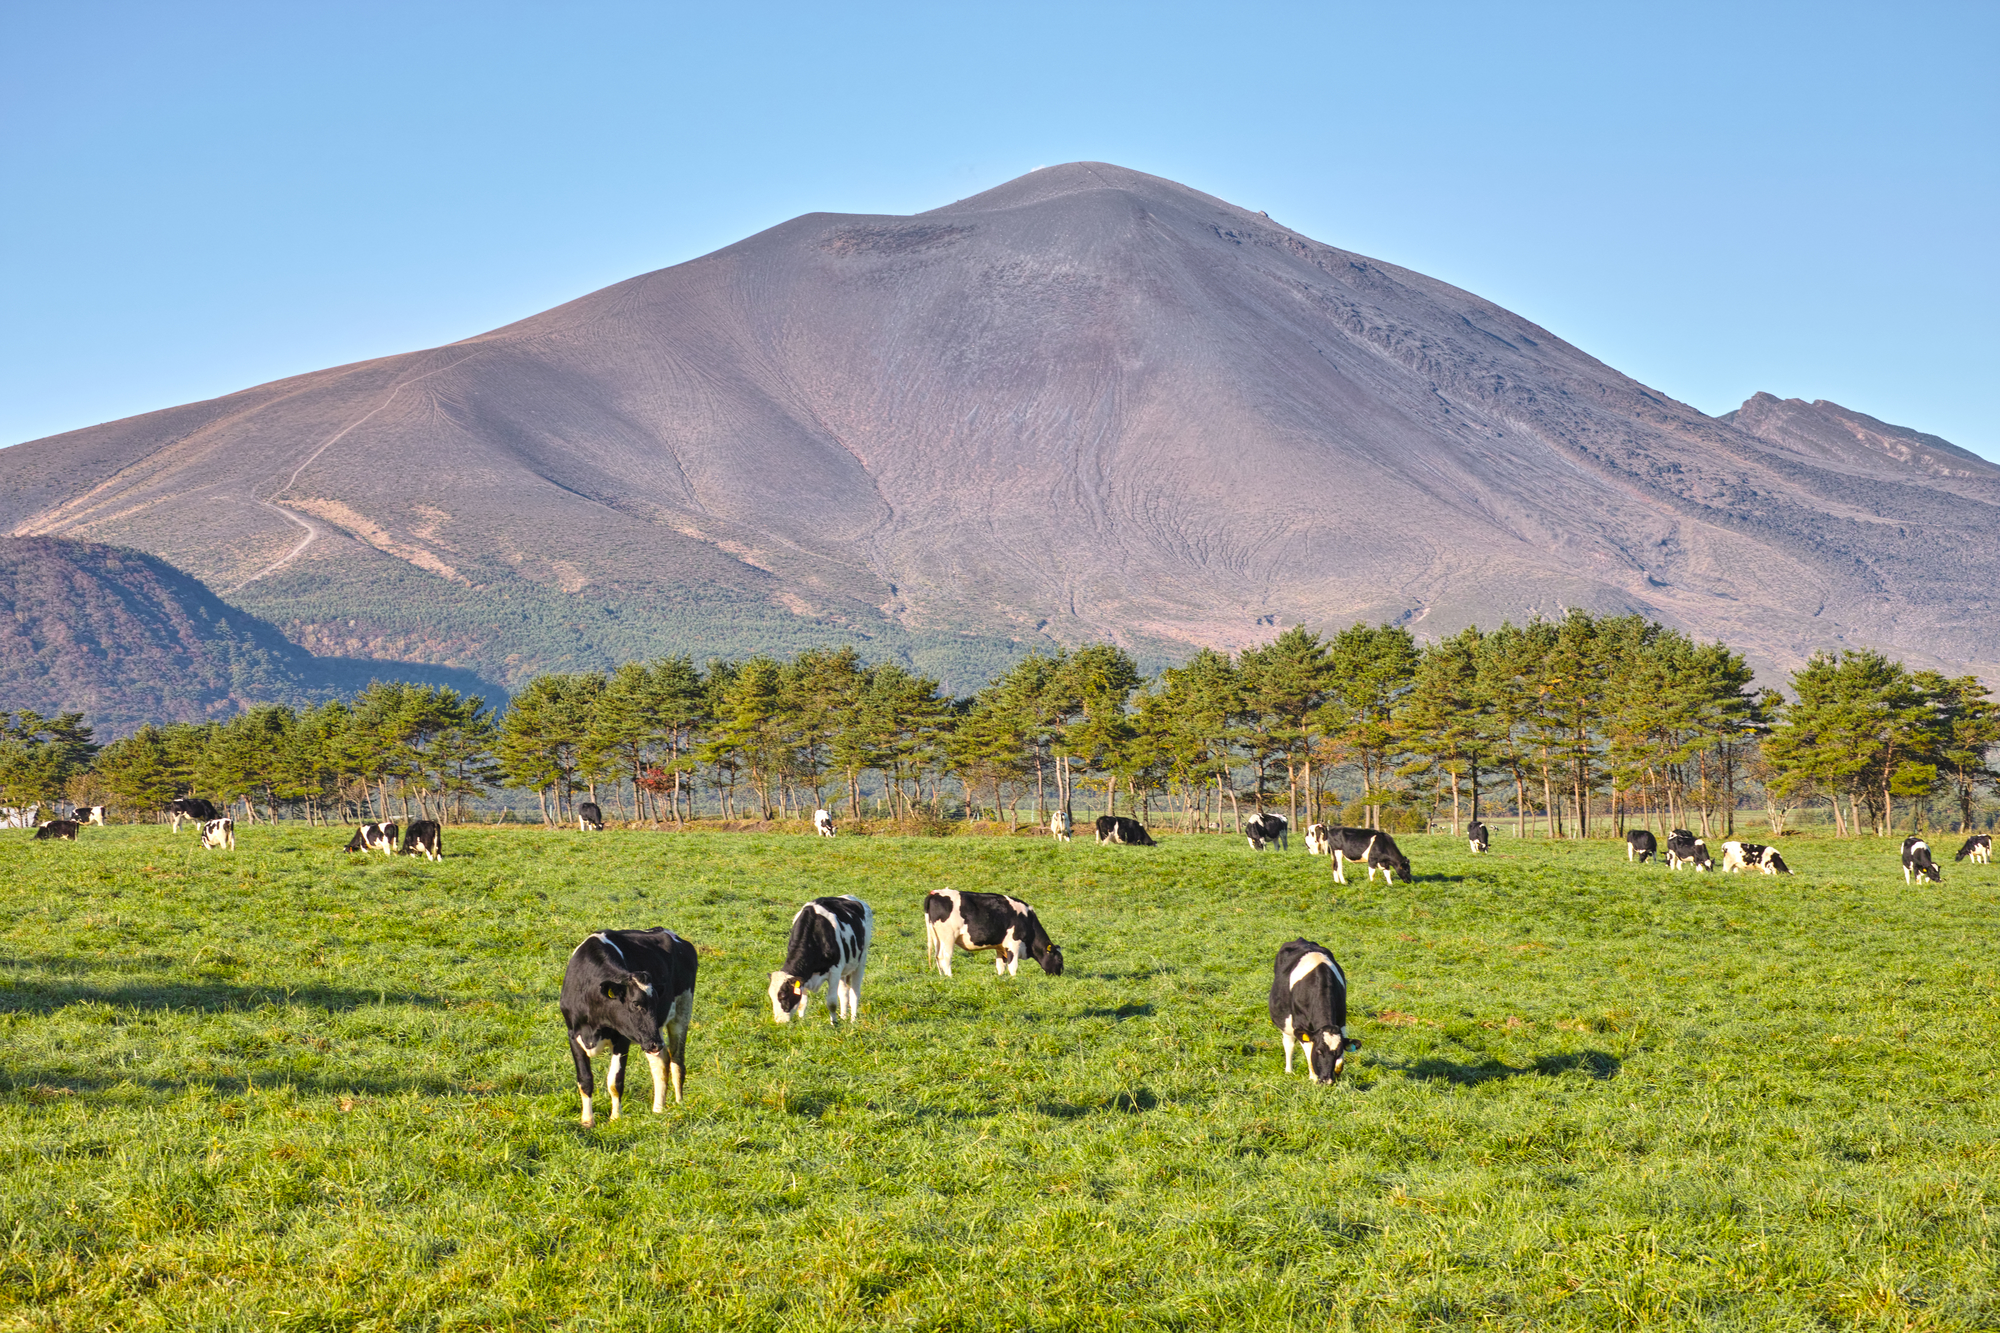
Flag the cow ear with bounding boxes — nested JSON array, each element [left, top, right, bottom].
[[601, 981, 624, 1001], [630, 969, 651, 989]]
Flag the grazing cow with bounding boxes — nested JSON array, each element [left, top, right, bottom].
[[1626, 830, 1657, 863], [812, 808, 836, 837], [1244, 812, 1289, 851], [344, 822, 400, 855], [3, 805, 42, 830], [1721, 840, 1792, 875], [167, 797, 220, 832], [768, 896, 872, 1024], [1094, 815, 1156, 846], [1318, 826, 1412, 884], [560, 928, 699, 1127], [1903, 836, 1942, 884], [1305, 823, 1331, 856], [1050, 810, 1073, 843], [200, 818, 235, 851], [1665, 830, 1713, 871], [1269, 939, 1360, 1084], [578, 802, 605, 832], [1954, 834, 1992, 864], [923, 889, 1064, 977], [401, 820, 443, 861], [1467, 821, 1490, 853], [33, 819, 79, 841], [80, 806, 106, 826]]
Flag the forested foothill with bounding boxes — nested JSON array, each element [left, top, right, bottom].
[[8, 610, 1996, 839]]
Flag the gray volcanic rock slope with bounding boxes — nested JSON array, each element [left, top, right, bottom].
[[5, 161, 1997, 684]]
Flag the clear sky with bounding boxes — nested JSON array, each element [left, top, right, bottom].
[[4, 1, 1994, 454]]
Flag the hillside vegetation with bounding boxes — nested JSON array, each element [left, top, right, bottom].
[[1, 827, 1993, 1329]]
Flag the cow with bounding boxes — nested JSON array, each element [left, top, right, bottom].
[[1903, 836, 1942, 884], [1721, 840, 1792, 875], [578, 802, 605, 832], [1269, 939, 1361, 1084], [1305, 823, 1331, 856], [1244, 812, 1289, 851], [1665, 830, 1712, 871], [559, 928, 698, 1127], [1094, 815, 1156, 846], [80, 806, 106, 826], [32, 819, 79, 841], [1050, 810, 1073, 843], [1954, 834, 1992, 864], [200, 818, 235, 851], [923, 889, 1064, 978], [401, 820, 443, 861], [1626, 830, 1657, 863], [1318, 826, 1412, 885], [344, 822, 400, 855], [167, 797, 220, 832], [768, 896, 872, 1024], [1467, 821, 1490, 853], [812, 808, 836, 837]]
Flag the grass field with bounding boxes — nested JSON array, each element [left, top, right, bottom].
[[2, 824, 1996, 1330]]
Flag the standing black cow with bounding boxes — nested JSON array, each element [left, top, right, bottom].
[[923, 889, 1064, 977], [1626, 830, 1657, 863], [559, 928, 698, 1127], [578, 802, 605, 832], [1244, 812, 1289, 851], [1269, 939, 1360, 1083], [1094, 815, 1156, 846], [401, 820, 443, 861], [33, 820, 80, 841], [167, 797, 221, 832], [768, 896, 872, 1024], [1318, 826, 1412, 884], [1954, 834, 1992, 864], [1902, 836, 1942, 883], [1665, 830, 1713, 871], [1466, 821, 1490, 853], [344, 822, 400, 855]]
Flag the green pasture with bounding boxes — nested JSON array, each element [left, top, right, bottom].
[[1, 825, 1995, 1330]]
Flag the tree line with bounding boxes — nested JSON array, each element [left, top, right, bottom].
[[4, 612, 1994, 836]]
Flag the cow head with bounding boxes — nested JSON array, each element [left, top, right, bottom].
[[1308, 1029, 1361, 1083], [592, 969, 665, 1053], [1377, 850, 1413, 883], [768, 971, 808, 1023], [1026, 919, 1065, 976]]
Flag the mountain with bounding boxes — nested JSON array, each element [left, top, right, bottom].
[[0, 537, 494, 737], [4, 161, 1998, 688]]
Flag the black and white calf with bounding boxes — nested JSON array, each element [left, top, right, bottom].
[[578, 802, 605, 832], [1319, 826, 1412, 884], [560, 928, 698, 1127], [1665, 830, 1713, 871], [1268, 939, 1360, 1084], [200, 818, 235, 851], [1467, 821, 1490, 853], [1626, 830, 1657, 863], [400, 820, 442, 861], [344, 821, 400, 854], [1094, 815, 1156, 846], [1305, 823, 1331, 856], [768, 896, 872, 1024], [813, 808, 836, 837], [1903, 836, 1942, 883], [1721, 840, 1792, 875], [167, 797, 220, 832], [33, 819, 79, 841], [1050, 810, 1073, 842], [1244, 812, 1289, 851], [79, 806, 106, 826], [924, 889, 1064, 977], [1954, 834, 1992, 864]]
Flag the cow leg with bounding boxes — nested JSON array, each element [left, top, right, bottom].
[[606, 1037, 631, 1120], [659, 992, 692, 1108], [570, 1031, 598, 1127], [1282, 1018, 1296, 1073], [994, 945, 1011, 976], [1331, 854, 1348, 885]]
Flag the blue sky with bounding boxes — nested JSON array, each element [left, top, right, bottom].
[[4, 1, 1994, 454]]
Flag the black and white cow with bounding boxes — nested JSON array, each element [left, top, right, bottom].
[[1094, 815, 1156, 847], [200, 818, 235, 851], [1050, 810, 1073, 843], [1665, 830, 1713, 871], [1244, 812, 1289, 851], [78, 806, 106, 826], [1467, 821, 1490, 853], [560, 928, 698, 1127], [1626, 830, 1657, 863], [768, 896, 872, 1024], [1319, 826, 1412, 884], [167, 797, 220, 832], [1721, 840, 1792, 875], [1304, 823, 1331, 856], [344, 821, 400, 854], [578, 802, 605, 832], [1953, 834, 1992, 864], [1903, 836, 1942, 884], [33, 819, 79, 841], [923, 889, 1064, 977], [1269, 939, 1360, 1084], [401, 820, 443, 861], [812, 808, 836, 837]]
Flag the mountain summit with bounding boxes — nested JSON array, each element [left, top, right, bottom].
[[5, 162, 1996, 687]]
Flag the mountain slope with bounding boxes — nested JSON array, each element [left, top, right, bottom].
[[4, 161, 1997, 684]]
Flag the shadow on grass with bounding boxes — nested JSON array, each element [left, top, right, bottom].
[[1079, 1003, 1154, 1020], [1, 1067, 497, 1098], [1374, 1049, 1621, 1085], [1039, 1087, 1158, 1118], [0, 963, 443, 1017]]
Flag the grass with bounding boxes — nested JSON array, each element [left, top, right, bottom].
[[1, 825, 1996, 1330]]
